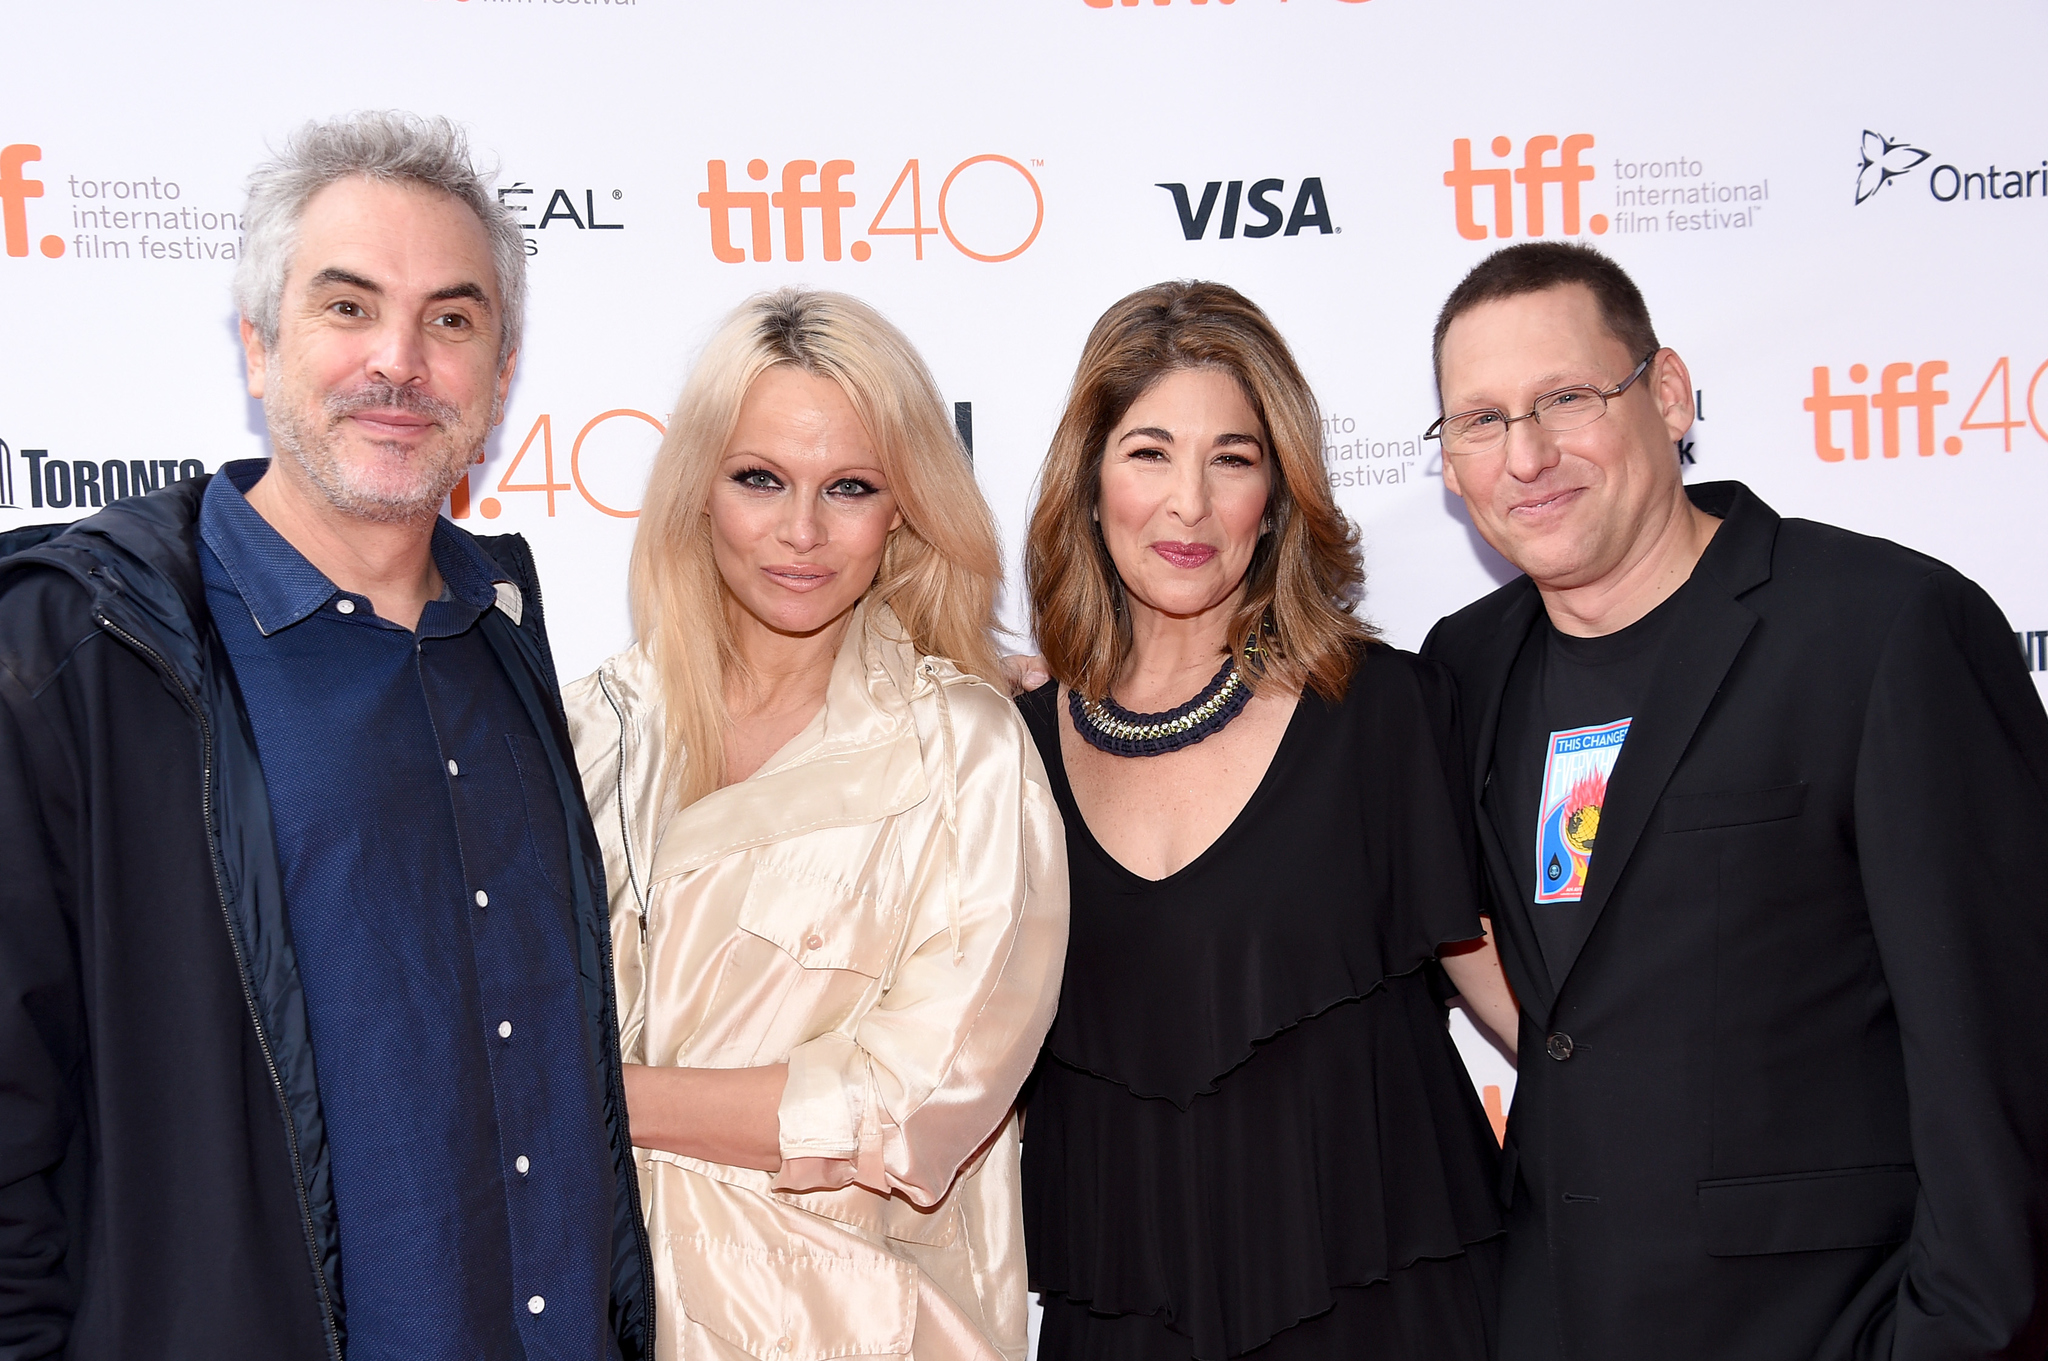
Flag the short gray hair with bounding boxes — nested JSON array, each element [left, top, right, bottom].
[[233, 111, 526, 368]]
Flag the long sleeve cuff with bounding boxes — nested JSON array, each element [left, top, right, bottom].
[[773, 1031, 889, 1195]]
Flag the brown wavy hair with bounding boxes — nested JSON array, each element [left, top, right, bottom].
[[1025, 280, 1370, 704]]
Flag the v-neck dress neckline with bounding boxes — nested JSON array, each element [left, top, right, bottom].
[[1044, 684, 1313, 889]]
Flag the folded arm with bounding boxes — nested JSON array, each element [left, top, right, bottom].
[[774, 710, 1069, 1204], [619, 1062, 786, 1172]]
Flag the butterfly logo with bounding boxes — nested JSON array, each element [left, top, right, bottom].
[[1855, 131, 1930, 205]]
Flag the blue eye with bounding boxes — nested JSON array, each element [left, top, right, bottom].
[[732, 468, 782, 491]]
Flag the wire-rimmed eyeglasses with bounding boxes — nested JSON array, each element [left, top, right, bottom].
[[1424, 351, 1661, 457]]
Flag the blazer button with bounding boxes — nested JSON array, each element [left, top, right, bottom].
[[1545, 1032, 1575, 1061]]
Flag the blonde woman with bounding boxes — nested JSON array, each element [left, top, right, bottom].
[[563, 289, 1067, 1361]]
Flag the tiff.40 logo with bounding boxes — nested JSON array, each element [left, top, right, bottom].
[[1, 145, 67, 258], [1803, 356, 2048, 461], [698, 156, 1043, 264], [1443, 135, 1608, 240]]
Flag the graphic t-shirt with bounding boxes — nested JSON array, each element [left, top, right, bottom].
[[1486, 587, 1687, 988]]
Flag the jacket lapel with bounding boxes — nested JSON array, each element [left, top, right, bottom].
[[647, 601, 931, 881], [1542, 482, 1777, 990], [651, 725, 927, 879], [1462, 584, 1559, 1025]]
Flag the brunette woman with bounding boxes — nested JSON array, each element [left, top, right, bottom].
[[1017, 281, 1516, 1360], [564, 288, 1067, 1360]]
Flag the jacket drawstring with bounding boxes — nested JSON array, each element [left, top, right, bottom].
[[919, 659, 964, 961]]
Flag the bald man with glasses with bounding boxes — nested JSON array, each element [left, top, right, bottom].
[[1420, 242, 2048, 1361]]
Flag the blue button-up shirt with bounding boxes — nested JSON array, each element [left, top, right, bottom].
[[199, 461, 615, 1361]]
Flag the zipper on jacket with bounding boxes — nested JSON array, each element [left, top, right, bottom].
[[96, 613, 344, 1361], [582, 669, 656, 1354], [596, 667, 647, 932]]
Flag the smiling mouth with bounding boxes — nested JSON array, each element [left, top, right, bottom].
[[345, 410, 437, 438], [1508, 487, 1584, 517], [1152, 541, 1219, 568]]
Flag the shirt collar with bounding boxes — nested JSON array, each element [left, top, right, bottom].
[[200, 458, 508, 636]]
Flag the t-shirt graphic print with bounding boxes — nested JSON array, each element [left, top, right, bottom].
[[1534, 718, 1631, 904]]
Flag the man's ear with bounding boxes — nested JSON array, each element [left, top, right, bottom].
[[1441, 445, 1465, 500], [492, 348, 519, 427], [1650, 348, 1696, 443], [240, 317, 268, 400]]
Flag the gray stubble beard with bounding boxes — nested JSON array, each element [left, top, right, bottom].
[[266, 380, 490, 526]]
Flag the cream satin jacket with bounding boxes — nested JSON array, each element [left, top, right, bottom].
[[562, 606, 1068, 1361]]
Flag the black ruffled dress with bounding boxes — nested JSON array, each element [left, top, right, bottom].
[[1017, 644, 1504, 1361]]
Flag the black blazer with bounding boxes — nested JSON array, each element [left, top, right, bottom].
[[1422, 481, 2048, 1361]]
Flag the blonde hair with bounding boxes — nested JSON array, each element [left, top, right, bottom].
[[1026, 280, 1371, 704], [630, 288, 1003, 809]]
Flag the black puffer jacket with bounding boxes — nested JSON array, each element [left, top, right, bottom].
[[0, 478, 653, 1360]]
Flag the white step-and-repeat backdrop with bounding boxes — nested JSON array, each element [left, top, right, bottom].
[[8, 0, 2048, 1147]]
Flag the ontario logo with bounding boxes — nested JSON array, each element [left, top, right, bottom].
[[1, 145, 66, 258], [1855, 128, 2048, 205], [698, 155, 1042, 264], [1854, 131, 1929, 204]]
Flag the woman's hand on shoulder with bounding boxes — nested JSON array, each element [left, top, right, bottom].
[[999, 653, 1050, 697]]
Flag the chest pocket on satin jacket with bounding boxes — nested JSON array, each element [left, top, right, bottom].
[[508, 732, 573, 902], [737, 862, 904, 979]]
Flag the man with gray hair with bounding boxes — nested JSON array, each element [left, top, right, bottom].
[[0, 112, 652, 1359]]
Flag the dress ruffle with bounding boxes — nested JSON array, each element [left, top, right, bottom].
[[1024, 977, 1504, 1359], [1025, 648, 1488, 1108]]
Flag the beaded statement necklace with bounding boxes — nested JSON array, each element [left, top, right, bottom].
[[1069, 650, 1254, 758]]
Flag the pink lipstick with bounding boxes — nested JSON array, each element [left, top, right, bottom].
[[1152, 541, 1219, 569]]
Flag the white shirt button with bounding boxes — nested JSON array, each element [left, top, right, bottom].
[[498, 1020, 512, 1039], [334, 599, 355, 615], [447, 759, 460, 776], [515, 1155, 530, 1175], [527, 1295, 545, 1315], [474, 890, 488, 908]]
